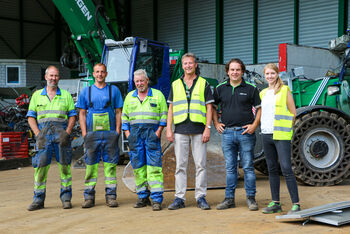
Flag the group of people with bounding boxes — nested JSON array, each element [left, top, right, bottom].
[[26, 53, 300, 214]]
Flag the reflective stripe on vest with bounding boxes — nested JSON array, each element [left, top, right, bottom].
[[172, 76, 207, 125], [260, 85, 294, 140], [122, 88, 167, 126]]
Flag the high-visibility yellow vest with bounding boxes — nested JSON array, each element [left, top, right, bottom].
[[172, 76, 207, 125], [260, 85, 294, 140]]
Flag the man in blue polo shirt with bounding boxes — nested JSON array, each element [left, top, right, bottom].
[[213, 58, 261, 211], [77, 63, 123, 208]]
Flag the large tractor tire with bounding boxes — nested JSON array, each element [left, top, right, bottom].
[[292, 110, 350, 186], [253, 126, 269, 175]]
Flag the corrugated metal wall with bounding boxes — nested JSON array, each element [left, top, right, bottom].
[[188, 0, 216, 63], [223, 0, 254, 64], [258, 0, 294, 63], [131, 0, 154, 39], [158, 0, 184, 51], [299, 0, 338, 48]]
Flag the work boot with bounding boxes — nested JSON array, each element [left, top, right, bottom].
[[27, 202, 44, 211], [262, 201, 282, 214], [247, 197, 258, 211], [62, 201, 72, 209], [168, 197, 185, 210], [106, 197, 118, 208], [216, 198, 235, 210], [197, 196, 211, 210], [152, 202, 162, 211], [287, 204, 301, 214], [133, 198, 151, 208], [82, 199, 95, 208]]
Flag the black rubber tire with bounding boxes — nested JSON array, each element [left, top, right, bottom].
[[254, 158, 269, 175], [292, 111, 350, 186], [253, 126, 269, 175]]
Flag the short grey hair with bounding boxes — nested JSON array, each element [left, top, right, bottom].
[[45, 65, 59, 74], [181, 52, 197, 62], [134, 69, 148, 79]]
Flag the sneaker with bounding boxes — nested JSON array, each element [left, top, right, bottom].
[[62, 201, 72, 209], [247, 197, 258, 211], [262, 201, 282, 214], [27, 202, 44, 211], [82, 199, 95, 208], [168, 197, 185, 210], [152, 202, 162, 211], [106, 198, 118, 208], [133, 198, 151, 208], [197, 196, 211, 210], [288, 204, 301, 214], [216, 198, 235, 210]]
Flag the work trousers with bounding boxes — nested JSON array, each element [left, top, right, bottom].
[[262, 134, 299, 203], [128, 124, 164, 203], [83, 131, 119, 200], [32, 124, 72, 203], [174, 133, 207, 201]]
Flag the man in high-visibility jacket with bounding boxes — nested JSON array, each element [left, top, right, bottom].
[[77, 63, 123, 209], [122, 69, 167, 211], [167, 53, 214, 210], [27, 65, 76, 211]]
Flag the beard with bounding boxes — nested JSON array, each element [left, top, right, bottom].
[[47, 81, 58, 88]]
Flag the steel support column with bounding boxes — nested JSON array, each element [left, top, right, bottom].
[[294, 0, 299, 44], [216, 0, 223, 64], [338, 0, 348, 36], [253, 0, 258, 64]]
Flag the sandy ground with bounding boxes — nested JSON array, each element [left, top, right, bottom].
[[1, 163, 350, 234]]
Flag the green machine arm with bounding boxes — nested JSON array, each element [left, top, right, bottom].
[[53, 0, 118, 81]]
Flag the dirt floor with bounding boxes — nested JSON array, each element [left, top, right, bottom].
[[1, 163, 350, 234]]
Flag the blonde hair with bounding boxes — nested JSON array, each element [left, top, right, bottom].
[[263, 63, 283, 94]]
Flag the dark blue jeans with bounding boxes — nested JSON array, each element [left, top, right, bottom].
[[262, 134, 299, 203], [221, 128, 256, 198]]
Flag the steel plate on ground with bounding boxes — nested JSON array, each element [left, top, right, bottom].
[[276, 200, 350, 220], [310, 208, 350, 226]]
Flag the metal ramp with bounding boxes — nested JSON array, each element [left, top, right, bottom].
[[276, 200, 350, 226]]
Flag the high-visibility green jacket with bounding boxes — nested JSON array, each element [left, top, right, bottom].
[[172, 76, 207, 125], [121, 88, 168, 130], [27, 87, 76, 127], [260, 85, 294, 140]]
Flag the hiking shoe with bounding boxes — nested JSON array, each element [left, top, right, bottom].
[[133, 198, 151, 208], [82, 199, 95, 208], [288, 204, 301, 214], [62, 201, 72, 209], [247, 197, 258, 211], [168, 197, 185, 210], [106, 198, 118, 208], [197, 196, 211, 210], [152, 202, 162, 211], [262, 201, 282, 214], [216, 198, 235, 210], [27, 202, 44, 211]]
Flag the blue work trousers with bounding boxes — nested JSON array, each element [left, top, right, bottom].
[[128, 124, 163, 203]]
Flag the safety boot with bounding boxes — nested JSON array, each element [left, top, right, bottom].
[[152, 202, 162, 211], [247, 197, 258, 211], [27, 202, 44, 211], [106, 197, 118, 208], [133, 197, 151, 208], [82, 199, 95, 208], [216, 198, 235, 210], [62, 201, 72, 209]]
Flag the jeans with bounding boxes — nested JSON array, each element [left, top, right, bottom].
[[221, 128, 256, 198], [262, 134, 299, 203]]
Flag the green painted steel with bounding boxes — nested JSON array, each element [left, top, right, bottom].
[[253, 0, 258, 64], [216, 0, 223, 64], [53, 0, 118, 82], [294, 0, 299, 44], [338, 0, 347, 36]]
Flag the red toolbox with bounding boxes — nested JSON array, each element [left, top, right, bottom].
[[0, 132, 28, 159]]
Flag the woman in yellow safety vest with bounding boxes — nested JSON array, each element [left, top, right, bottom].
[[260, 63, 301, 214]]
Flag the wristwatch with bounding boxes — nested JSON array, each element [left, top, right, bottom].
[[206, 125, 212, 129]]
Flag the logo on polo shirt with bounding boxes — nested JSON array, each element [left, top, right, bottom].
[[239, 92, 247, 95]]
